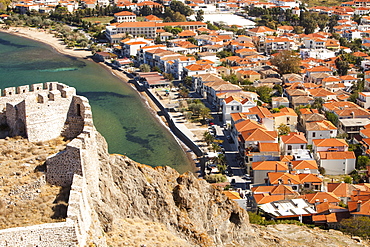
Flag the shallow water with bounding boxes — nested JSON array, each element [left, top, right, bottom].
[[0, 32, 194, 173]]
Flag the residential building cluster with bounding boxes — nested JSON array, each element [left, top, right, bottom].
[[18, 0, 370, 229]]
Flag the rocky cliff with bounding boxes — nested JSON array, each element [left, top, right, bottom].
[[90, 133, 368, 247]]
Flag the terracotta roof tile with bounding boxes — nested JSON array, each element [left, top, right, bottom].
[[252, 161, 288, 171], [313, 138, 348, 147], [302, 192, 340, 203], [291, 160, 318, 170], [268, 172, 301, 185], [319, 151, 355, 160], [281, 132, 307, 144]]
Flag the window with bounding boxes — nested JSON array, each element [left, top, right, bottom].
[[301, 145, 304, 149], [76, 104, 81, 117], [292, 186, 298, 190], [313, 132, 316, 137], [288, 145, 292, 150], [304, 183, 310, 188], [231, 106, 234, 111]]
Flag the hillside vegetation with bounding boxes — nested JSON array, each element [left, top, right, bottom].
[[0, 137, 69, 229]]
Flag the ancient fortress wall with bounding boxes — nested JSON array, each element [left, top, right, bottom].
[[0, 83, 104, 247], [0, 82, 76, 142]]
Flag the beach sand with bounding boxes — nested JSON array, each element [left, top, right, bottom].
[[0, 25, 91, 58]]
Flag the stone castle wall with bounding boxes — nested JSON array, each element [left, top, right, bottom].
[[0, 83, 103, 246], [0, 82, 77, 142]]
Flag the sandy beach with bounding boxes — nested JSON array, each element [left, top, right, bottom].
[[0, 25, 91, 58]]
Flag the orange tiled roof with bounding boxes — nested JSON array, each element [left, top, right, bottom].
[[223, 191, 242, 200], [114, 10, 135, 16], [253, 194, 285, 204], [327, 183, 351, 198], [319, 151, 355, 160], [291, 160, 318, 170], [306, 120, 337, 131], [252, 161, 288, 171], [268, 172, 301, 185], [259, 142, 280, 152], [312, 138, 348, 147], [241, 128, 277, 142], [303, 192, 340, 204], [281, 132, 307, 144], [298, 173, 323, 183]]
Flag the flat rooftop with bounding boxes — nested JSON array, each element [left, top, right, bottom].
[[339, 118, 370, 127]]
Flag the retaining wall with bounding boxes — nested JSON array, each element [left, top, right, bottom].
[[143, 86, 203, 157]]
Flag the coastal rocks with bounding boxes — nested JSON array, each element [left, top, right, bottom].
[[91, 132, 370, 246], [93, 134, 266, 246]]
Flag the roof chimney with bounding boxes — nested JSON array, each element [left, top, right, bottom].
[[357, 200, 362, 212]]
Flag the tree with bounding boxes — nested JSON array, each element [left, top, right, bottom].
[[172, 12, 186, 22], [179, 87, 189, 98], [312, 97, 324, 112], [79, 40, 88, 49], [139, 5, 152, 16], [357, 156, 370, 170], [170, 0, 193, 16], [139, 64, 150, 72], [343, 176, 352, 184], [195, 9, 204, 21], [217, 50, 233, 58], [300, 12, 318, 34], [335, 58, 349, 76], [199, 107, 211, 121], [184, 76, 193, 87], [211, 143, 221, 152], [270, 50, 301, 74], [188, 102, 204, 115], [341, 217, 370, 239], [203, 131, 215, 145], [273, 84, 283, 96], [256, 86, 273, 103], [277, 123, 290, 136], [325, 111, 339, 127]]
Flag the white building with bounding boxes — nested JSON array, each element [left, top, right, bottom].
[[221, 96, 257, 123], [114, 11, 136, 23], [280, 132, 308, 155], [318, 151, 356, 175], [305, 120, 338, 145]]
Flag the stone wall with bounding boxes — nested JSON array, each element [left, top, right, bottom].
[[0, 82, 76, 142], [0, 83, 104, 246], [0, 219, 78, 247]]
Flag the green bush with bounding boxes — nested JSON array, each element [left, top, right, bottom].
[[204, 174, 226, 183], [248, 212, 305, 226]]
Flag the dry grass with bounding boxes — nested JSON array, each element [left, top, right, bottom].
[[105, 218, 192, 247], [0, 136, 69, 229]]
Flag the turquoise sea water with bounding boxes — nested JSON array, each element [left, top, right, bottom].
[[0, 32, 194, 174]]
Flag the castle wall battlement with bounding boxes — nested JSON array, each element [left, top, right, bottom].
[[0, 82, 77, 142], [0, 83, 105, 247]]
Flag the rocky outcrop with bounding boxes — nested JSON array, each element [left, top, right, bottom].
[[90, 133, 369, 247], [93, 133, 264, 246]]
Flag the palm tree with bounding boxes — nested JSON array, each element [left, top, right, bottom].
[[211, 143, 221, 152], [203, 131, 214, 145], [214, 153, 227, 174]]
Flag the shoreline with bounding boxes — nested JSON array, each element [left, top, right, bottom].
[[0, 25, 91, 58], [104, 65, 199, 171], [0, 25, 199, 171]]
